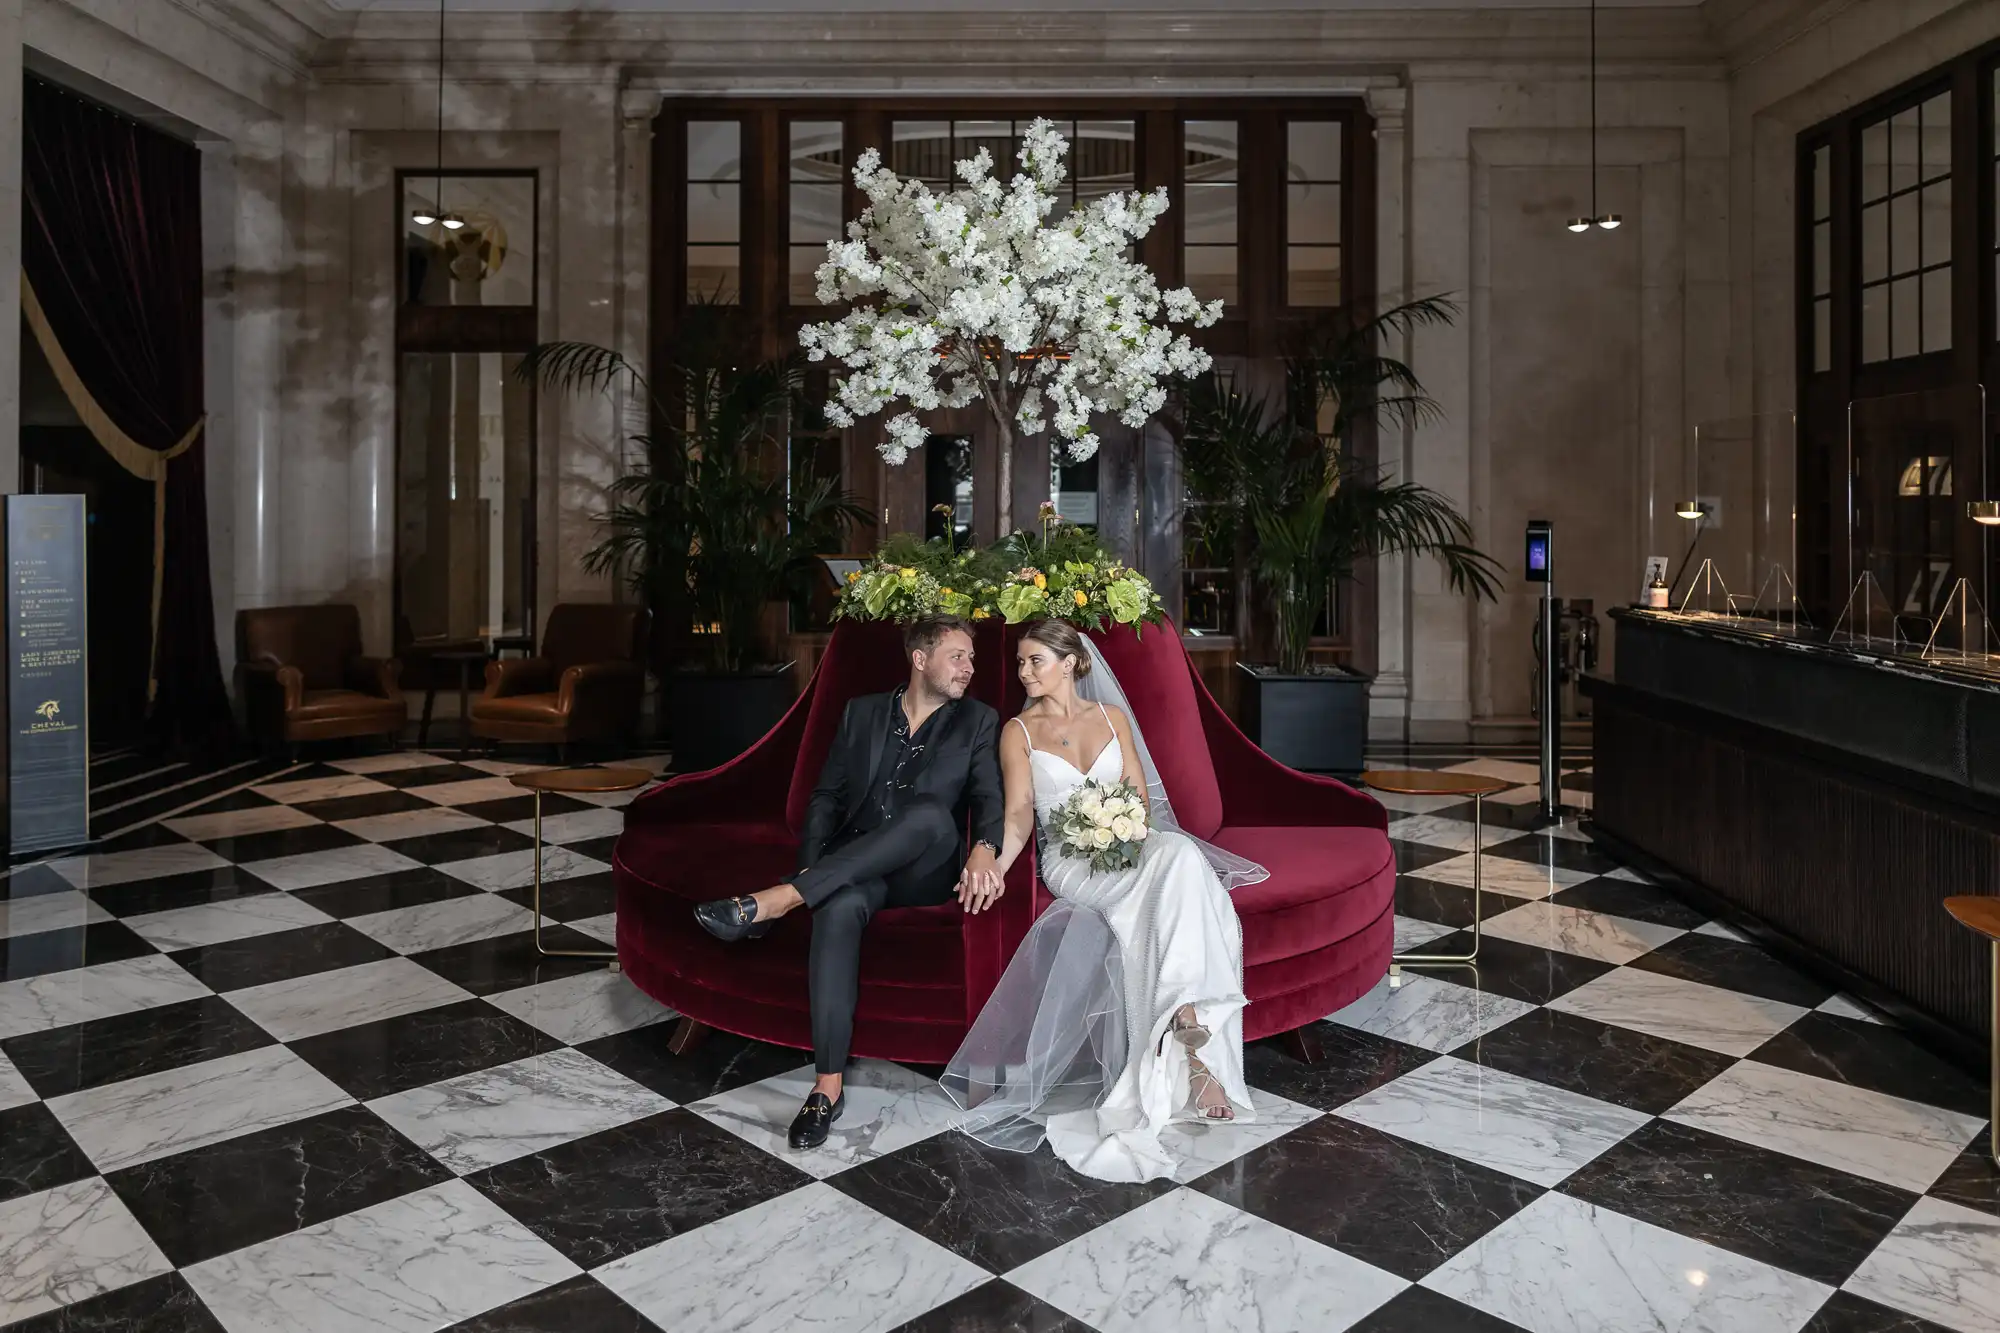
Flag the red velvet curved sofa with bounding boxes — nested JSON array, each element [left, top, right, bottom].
[[613, 618, 1394, 1063]]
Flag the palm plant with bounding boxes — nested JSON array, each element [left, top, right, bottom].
[[1176, 295, 1499, 675], [522, 311, 870, 675]]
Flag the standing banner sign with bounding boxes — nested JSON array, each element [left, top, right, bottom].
[[5, 495, 89, 854]]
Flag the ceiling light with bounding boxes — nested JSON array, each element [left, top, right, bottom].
[[1596, 213, 1622, 229], [1567, 217, 1592, 233], [439, 212, 465, 230], [410, 203, 438, 227], [1968, 501, 2000, 525], [1675, 499, 1705, 520]]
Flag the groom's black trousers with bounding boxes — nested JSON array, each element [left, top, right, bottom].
[[794, 795, 962, 1074]]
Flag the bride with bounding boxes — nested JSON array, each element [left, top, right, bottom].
[[942, 618, 1264, 1183]]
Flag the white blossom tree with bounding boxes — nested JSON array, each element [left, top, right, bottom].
[[799, 118, 1222, 536]]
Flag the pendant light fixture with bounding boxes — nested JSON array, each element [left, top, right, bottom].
[[1569, 0, 1621, 233], [410, 0, 463, 231]]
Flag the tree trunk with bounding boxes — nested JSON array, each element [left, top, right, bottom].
[[994, 419, 1014, 539]]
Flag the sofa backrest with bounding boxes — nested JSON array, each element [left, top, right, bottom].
[[785, 621, 910, 833], [542, 603, 647, 674], [1088, 622, 1225, 838], [236, 605, 362, 691]]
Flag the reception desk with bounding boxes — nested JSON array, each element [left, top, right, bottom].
[[1585, 609, 1999, 1061]]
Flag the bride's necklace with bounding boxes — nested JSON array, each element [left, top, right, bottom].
[[1047, 702, 1088, 749]]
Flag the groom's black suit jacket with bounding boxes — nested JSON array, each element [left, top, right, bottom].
[[798, 691, 1006, 873]]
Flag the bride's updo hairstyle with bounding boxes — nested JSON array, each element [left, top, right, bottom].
[[1020, 618, 1092, 681]]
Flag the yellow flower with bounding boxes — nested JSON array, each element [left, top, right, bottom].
[[1073, 590, 1089, 607], [846, 571, 860, 583], [1033, 573, 1047, 589], [971, 608, 990, 620], [941, 587, 954, 596]]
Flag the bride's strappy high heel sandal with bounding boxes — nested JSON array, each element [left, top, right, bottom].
[[1157, 1004, 1210, 1055], [1187, 1054, 1235, 1121]]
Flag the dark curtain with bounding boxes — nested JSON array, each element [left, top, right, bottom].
[[22, 77, 232, 751]]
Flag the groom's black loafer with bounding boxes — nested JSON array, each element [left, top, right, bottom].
[[693, 895, 771, 942], [788, 1091, 844, 1149]]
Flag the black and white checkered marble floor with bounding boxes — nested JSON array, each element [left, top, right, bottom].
[[2, 749, 1996, 1332]]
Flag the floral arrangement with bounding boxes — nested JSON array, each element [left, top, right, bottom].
[[798, 118, 1221, 535], [835, 506, 1165, 632], [1049, 777, 1151, 873]]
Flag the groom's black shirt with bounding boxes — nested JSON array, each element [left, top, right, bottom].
[[799, 688, 1005, 871]]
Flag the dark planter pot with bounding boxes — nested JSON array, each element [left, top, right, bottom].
[[666, 665, 796, 774], [1237, 663, 1372, 776]]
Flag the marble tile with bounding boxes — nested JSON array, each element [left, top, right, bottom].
[[1240, 1021, 1440, 1112], [348, 893, 537, 955], [288, 998, 565, 1102], [1327, 973, 1537, 1054], [501, 807, 628, 845], [78, 865, 273, 920], [1384, 815, 1520, 853], [1009, 1185, 1407, 1333], [1666, 1060, 1985, 1194], [1393, 877, 1520, 933], [1802, 1289, 1962, 1333], [0, 955, 211, 1041], [289, 867, 486, 920], [333, 806, 492, 844], [162, 804, 323, 843], [1449, 1006, 1738, 1115], [2, 866, 76, 900], [689, 1058, 964, 1180], [47, 1043, 353, 1173], [224, 955, 471, 1042], [369, 1046, 674, 1175], [122, 893, 333, 951], [2, 995, 277, 1100], [0, 891, 113, 940], [170, 921, 395, 993], [443, 1274, 666, 1333], [0, 1049, 32, 1111], [1927, 1140, 2000, 1220], [188, 824, 366, 868], [182, 1178, 580, 1333], [327, 753, 455, 776], [1749, 1012, 1989, 1120], [252, 773, 397, 805], [497, 873, 616, 921], [464, 1108, 812, 1268], [1630, 932, 1836, 1009], [1546, 966, 1809, 1057], [1484, 832, 1623, 877], [406, 927, 614, 997], [1842, 1196, 2000, 1333], [1371, 790, 1473, 816], [1402, 930, 1615, 1006], [1695, 919, 1752, 942], [829, 1128, 1170, 1273], [103, 1104, 452, 1268], [1349, 1285, 1529, 1333], [1605, 865, 1654, 884], [0, 1271, 227, 1333], [48, 844, 230, 890], [1191, 1113, 1541, 1283], [239, 843, 425, 892], [1403, 851, 1595, 899], [414, 777, 534, 808], [568, 913, 618, 947], [0, 1177, 174, 1327], [1561, 1117, 1920, 1288], [1159, 1087, 1321, 1182], [1818, 994, 1890, 1025], [1548, 877, 1711, 930], [890, 1280, 1091, 1333], [1393, 914, 1456, 952], [437, 846, 611, 893], [1483, 900, 1686, 964], [457, 792, 592, 825], [1335, 1055, 1649, 1187], [576, 1026, 819, 1106], [0, 921, 156, 985], [486, 968, 673, 1046], [1422, 1190, 1830, 1333], [0, 1102, 97, 1205], [601, 1181, 983, 1333]]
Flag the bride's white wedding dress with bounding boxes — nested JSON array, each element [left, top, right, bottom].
[[942, 709, 1253, 1184]]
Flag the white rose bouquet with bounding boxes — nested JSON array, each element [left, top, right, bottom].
[[1048, 777, 1151, 873]]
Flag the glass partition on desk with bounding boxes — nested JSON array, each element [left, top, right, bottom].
[[1682, 415, 1802, 630]]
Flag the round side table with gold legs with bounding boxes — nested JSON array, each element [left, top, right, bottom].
[[1362, 769, 1513, 979], [1943, 895, 2000, 1169], [511, 766, 652, 964]]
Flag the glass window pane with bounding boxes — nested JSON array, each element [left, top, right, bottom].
[[1184, 246, 1236, 307], [1185, 121, 1238, 182], [403, 175, 535, 307], [1288, 182, 1340, 245], [1812, 298, 1830, 373], [790, 120, 842, 178], [1921, 267, 1951, 354], [1184, 183, 1237, 244], [954, 119, 1016, 177], [1288, 121, 1342, 182], [1288, 246, 1341, 307], [1812, 144, 1831, 220], [687, 181, 739, 244], [1075, 121, 1136, 191], [892, 121, 951, 182], [1812, 221, 1830, 296], [397, 350, 534, 643], [1890, 188, 1919, 274], [1920, 179, 1951, 269], [1861, 202, 1888, 283], [790, 182, 841, 245], [687, 122, 741, 181], [790, 247, 824, 306], [1889, 107, 1920, 193], [687, 245, 739, 304], [1860, 120, 1889, 202], [1861, 284, 1889, 362], [1920, 92, 1951, 179], [1890, 273, 1921, 358]]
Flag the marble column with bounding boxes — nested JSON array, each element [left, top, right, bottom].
[[0, 1, 23, 497], [1365, 84, 1411, 742]]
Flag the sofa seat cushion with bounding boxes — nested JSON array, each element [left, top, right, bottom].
[[471, 692, 565, 726], [293, 689, 404, 725], [1211, 824, 1395, 969]]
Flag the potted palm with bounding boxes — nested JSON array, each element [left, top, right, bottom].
[[524, 311, 869, 771], [1177, 297, 1500, 774]]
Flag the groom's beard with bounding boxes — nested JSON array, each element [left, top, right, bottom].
[[915, 668, 972, 704]]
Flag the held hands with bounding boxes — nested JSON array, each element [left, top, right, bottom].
[[956, 846, 1005, 914]]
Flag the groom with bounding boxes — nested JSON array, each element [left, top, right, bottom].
[[694, 615, 1006, 1148]]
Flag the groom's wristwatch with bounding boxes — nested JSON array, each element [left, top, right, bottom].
[[973, 839, 1000, 858]]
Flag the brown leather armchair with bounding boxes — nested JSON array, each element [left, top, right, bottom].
[[469, 603, 649, 750], [236, 605, 408, 749]]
